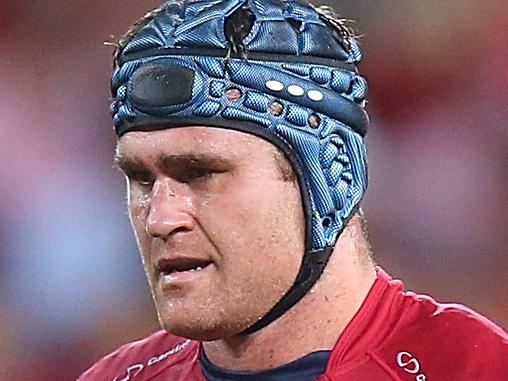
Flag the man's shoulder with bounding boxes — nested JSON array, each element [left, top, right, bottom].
[[332, 271, 507, 379], [396, 292, 508, 349], [78, 330, 199, 381], [374, 289, 508, 379]]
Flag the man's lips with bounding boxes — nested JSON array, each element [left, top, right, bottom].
[[156, 257, 213, 277]]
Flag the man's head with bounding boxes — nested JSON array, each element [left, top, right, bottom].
[[111, 0, 369, 337]]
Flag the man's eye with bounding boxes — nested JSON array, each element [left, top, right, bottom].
[[138, 179, 154, 187], [179, 167, 223, 183], [187, 168, 213, 180], [129, 173, 155, 187]]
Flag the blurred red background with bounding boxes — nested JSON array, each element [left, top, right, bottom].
[[0, 1, 506, 379]]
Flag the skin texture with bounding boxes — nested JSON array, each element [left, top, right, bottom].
[[116, 126, 376, 371]]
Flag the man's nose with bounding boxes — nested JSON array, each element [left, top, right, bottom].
[[146, 178, 195, 239]]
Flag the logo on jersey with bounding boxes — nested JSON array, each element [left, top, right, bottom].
[[396, 351, 427, 381], [114, 364, 144, 381], [113, 339, 191, 381]]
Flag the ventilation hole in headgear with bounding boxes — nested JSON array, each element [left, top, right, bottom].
[[270, 101, 284, 116], [309, 113, 321, 129], [225, 87, 242, 102], [322, 215, 333, 229], [224, 5, 256, 56]]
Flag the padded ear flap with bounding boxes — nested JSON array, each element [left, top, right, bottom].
[[318, 128, 367, 246], [274, 119, 367, 250]]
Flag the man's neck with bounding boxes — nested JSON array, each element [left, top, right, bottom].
[[202, 226, 377, 371]]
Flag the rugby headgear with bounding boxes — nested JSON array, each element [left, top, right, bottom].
[[111, 0, 369, 333]]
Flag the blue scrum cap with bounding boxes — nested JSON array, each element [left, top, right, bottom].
[[111, 0, 369, 333]]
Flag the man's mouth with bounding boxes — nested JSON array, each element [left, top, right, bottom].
[[156, 258, 213, 276]]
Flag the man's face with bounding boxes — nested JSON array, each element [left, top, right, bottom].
[[116, 127, 305, 340]]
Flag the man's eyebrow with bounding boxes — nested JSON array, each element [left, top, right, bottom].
[[114, 154, 148, 174], [154, 154, 229, 172], [114, 153, 229, 173]]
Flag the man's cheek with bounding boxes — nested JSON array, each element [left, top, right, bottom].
[[128, 191, 151, 223]]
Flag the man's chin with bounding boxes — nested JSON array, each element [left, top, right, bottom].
[[154, 296, 258, 340], [159, 319, 233, 341]]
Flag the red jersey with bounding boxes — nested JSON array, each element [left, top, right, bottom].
[[78, 269, 508, 380]]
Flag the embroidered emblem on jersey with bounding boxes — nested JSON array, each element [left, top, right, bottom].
[[396, 351, 427, 380], [113, 339, 192, 381]]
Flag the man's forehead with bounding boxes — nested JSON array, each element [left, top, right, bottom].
[[116, 125, 271, 159]]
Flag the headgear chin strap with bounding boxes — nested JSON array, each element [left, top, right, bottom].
[[111, 0, 369, 334]]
